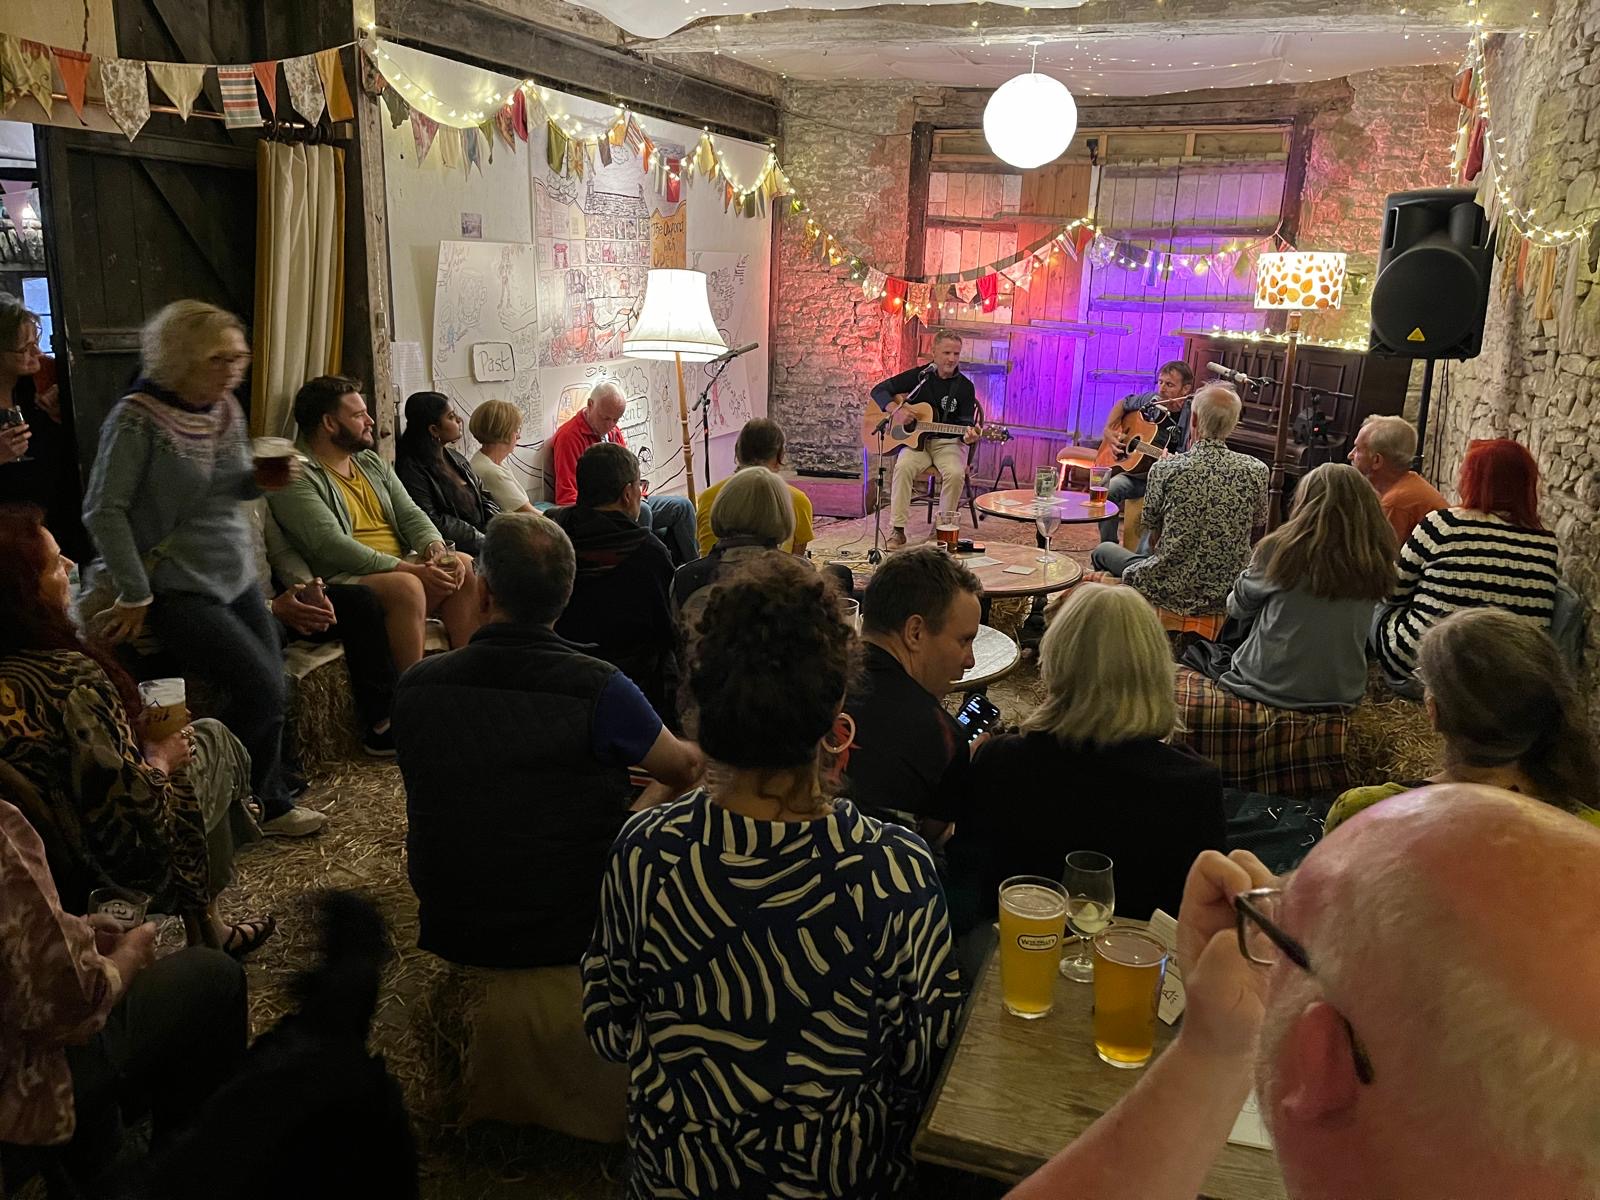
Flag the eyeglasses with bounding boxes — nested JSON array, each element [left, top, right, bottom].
[[4, 341, 40, 357], [1234, 888, 1375, 1085]]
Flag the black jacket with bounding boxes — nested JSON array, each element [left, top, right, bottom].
[[393, 621, 631, 968], [394, 445, 499, 555]]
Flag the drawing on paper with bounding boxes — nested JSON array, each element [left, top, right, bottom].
[[687, 249, 758, 437]]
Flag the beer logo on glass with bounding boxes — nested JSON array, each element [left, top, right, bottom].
[[1017, 932, 1060, 951]]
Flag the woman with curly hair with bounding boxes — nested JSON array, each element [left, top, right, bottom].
[[583, 554, 963, 1200]]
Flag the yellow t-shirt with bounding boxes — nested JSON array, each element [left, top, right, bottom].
[[695, 475, 814, 555], [328, 463, 403, 557]]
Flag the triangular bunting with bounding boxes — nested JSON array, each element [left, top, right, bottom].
[[511, 88, 528, 141], [216, 65, 262, 129], [623, 115, 644, 152], [977, 273, 1000, 313], [597, 136, 612, 166], [283, 53, 325, 125], [149, 62, 205, 121], [862, 268, 887, 300], [52, 48, 92, 122], [568, 137, 585, 180], [641, 137, 655, 171], [253, 61, 278, 117], [494, 105, 517, 152], [381, 85, 409, 129], [724, 181, 735, 212], [476, 119, 495, 165], [546, 120, 569, 174], [463, 127, 483, 176], [438, 125, 462, 171], [881, 277, 907, 314], [666, 156, 682, 204], [0, 37, 53, 117], [409, 108, 438, 163], [608, 115, 626, 147], [100, 58, 151, 141], [315, 48, 353, 122]]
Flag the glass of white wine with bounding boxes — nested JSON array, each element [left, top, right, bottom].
[[1060, 850, 1115, 982], [1034, 500, 1061, 564]]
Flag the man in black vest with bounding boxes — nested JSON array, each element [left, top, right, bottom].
[[393, 511, 702, 971]]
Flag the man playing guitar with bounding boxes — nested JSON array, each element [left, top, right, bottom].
[[1097, 359, 1194, 544], [869, 329, 981, 549]]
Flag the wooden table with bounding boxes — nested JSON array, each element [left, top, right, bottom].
[[976, 488, 1117, 527], [954, 543, 1082, 607], [951, 623, 1021, 693], [915, 935, 1286, 1200]]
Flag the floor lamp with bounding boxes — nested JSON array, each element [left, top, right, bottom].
[[1253, 251, 1346, 531], [622, 268, 728, 504]]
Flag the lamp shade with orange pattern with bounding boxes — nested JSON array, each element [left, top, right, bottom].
[[1253, 251, 1346, 311]]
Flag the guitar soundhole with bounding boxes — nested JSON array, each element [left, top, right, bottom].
[[902, 418, 919, 432]]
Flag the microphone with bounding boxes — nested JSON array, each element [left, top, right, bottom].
[[708, 341, 759, 364], [1206, 362, 1257, 387]]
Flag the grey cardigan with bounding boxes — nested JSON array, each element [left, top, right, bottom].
[[1217, 565, 1379, 710], [266, 446, 442, 579]]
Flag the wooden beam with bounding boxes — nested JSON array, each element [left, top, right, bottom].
[[375, 0, 778, 141], [919, 79, 1351, 131], [902, 120, 934, 364]]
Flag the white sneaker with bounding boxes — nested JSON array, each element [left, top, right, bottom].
[[261, 806, 329, 838]]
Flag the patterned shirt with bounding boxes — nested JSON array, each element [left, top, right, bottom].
[[1374, 507, 1560, 679], [582, 790, 963, 1200], [1124, 440, 1270, 614]]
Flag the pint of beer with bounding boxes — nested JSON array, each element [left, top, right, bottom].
[[137, 678, 189, 742], [252, 436, 298, 488], [1091, 928, 1168, 1067], [998, 875, 1069, 1019], [935, 511, 960, 552], [1087, 466, 1110, 506]]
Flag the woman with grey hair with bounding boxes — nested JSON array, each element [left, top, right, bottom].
[[82, 300, 325, 838], [670, 465, 797, 624]]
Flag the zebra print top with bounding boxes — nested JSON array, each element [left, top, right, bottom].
[[582, 790, 963, 1200], [1374, 507, 1560, 679]]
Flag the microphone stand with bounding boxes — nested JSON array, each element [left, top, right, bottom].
[[693, 356, 737, 491], [868, 419, 892, 564]]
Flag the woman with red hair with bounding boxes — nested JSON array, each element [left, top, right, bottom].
[[0, 504, 273, 955], [1374, 438, 1560, 693]]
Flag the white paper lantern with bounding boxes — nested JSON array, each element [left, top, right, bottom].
[[983, 72, 1078, 170]]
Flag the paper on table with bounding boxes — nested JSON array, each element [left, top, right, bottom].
[[1229, 1091, 1274, 1150], [1002, 565, 1036, 576], [961, 555, 1000, 567], [1147, 908, 1186, 1024]]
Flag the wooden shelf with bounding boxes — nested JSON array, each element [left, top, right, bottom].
[[927, 215, 1019, 230]]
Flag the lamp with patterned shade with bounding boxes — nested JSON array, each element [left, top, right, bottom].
[[622, 268, 728, 503], [1253, 251, 1347, 529]]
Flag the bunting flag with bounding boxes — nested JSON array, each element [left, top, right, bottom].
[[438, 125, 462, 170], [977, 272, 1000, 313], [1557, 242, 1583, 343], [52, 48, 92, 122], [381, 84, 409, 128], [315, 48, 353, 121], [1070, 224, 1095, 258], [1087, 234, 1117, 268], [476, 119, 495, 164], [463, 126, 483, 175], [1533, 244, 1558, 321], [608, 117, 625, 147], [283, 54, 325, 124], [692, 135, 716, 177], [568, 136, 584, 179], [956, 279, 978, 304], [216, 65, 262, 128], [880, 277, 907, 314], [149, 62, 206, 121], [1144, 250, 1164, 286], [724, 181, 735, 212], [862, 267, 887, 300], [666, 155, 682, 204], [253, 61, 278, 117], [493, 104, 516, 151], [641, 136, 655, 171], [511, 88, 529, 141], [545, 120, 568, 174], [907, 282, 932, 321], [596, 135, 612, 166], [100, 58, 152, 141], [1452, 66, 1474, 106], [0, 37, 53, 117], [1463, 117, 1485, 183], [409, 108, 438, 162], [624, 115, 645, 152]]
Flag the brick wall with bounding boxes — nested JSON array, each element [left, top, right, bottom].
[[770, 82, 923, 474], [1299, 64, 1460, 343], [1444, 3, 1600, 713]]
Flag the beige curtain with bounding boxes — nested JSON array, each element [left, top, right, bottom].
[[251, 141, 345, 438]]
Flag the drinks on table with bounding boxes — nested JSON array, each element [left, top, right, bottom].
[[998, 875, 1069, 1019], [1091, 928, 1168, 1068], [1034, 466, 1056, 499], [1060, 850, 1116, 982], [1087, 465, 1111, 506], [935, 510, 960, 552]]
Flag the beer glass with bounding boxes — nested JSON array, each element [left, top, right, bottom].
[[251, 436, 297, 488], [1060, 851, 1115, 982], [434, 541, 460, 570], [935, 510, 960, 552], [1087, 466, 1110, 506], [1091, 928, 1168, 1068], [998, 875, 1068, 1019]]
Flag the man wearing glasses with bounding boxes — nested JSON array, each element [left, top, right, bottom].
[[1008, 783, 1600, 1200]]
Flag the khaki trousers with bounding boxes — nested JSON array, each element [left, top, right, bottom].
[[890, 437, 967, 529]]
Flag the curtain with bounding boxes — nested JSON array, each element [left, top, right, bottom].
[[251, 141, 345, 439]]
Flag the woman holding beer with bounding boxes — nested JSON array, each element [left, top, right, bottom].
[[946, 584, 1225, 934], [81, 300, 324, 838], [0, 505, 273, 955], [584, 554, 963, 1200]]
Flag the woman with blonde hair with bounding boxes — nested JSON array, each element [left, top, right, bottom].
[[82, 300, 325, 839], [946, 584, 1224, 927], [1326, 607, 1600, 833], [1184, 461, 1395, 709], [466, 398, 535, 514]]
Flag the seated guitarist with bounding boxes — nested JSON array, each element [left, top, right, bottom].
[[1097, 360, 1195, 544], [870, 329, 981, 550]]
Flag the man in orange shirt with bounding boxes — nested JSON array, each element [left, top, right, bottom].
[[1348, 415, 1447, 548]]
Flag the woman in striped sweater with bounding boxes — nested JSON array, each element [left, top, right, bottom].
[[1374, 439, 1559, 693]]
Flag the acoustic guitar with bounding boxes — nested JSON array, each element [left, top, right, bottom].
[[862, 396, 1012, 454], [1093, 398, 1184, 477]]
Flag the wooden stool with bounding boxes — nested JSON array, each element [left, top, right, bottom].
[[1056, 445, 1098, 492]]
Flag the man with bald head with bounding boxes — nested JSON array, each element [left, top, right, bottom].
[[548, 381, 697, 564], [1008, 783, 1600, 1200]]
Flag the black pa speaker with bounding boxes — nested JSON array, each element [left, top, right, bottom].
[[1369, 188, 1496, 360]]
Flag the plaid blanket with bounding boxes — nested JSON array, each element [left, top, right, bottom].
[[1077, 573, 1226, 637], [1172, 667, 1350, 799]]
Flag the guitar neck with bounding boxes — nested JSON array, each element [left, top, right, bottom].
[[921, 421, 973, 436]]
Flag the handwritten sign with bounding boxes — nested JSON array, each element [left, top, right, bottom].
[[471, 342, 515, 383], [649, 207, 686, 269]]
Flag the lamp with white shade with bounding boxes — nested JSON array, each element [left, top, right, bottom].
[[622, 268, 728, 503], [1252, 250, 1346, 530]]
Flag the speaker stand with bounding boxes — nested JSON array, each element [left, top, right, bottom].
[[1411, 357, 1437, 475]]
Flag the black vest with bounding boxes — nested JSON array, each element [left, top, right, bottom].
[[393, 622, 631, 968]]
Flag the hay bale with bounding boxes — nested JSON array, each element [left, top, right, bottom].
[[290, 655, 364, 771], [1346, 669, 1442, 784]]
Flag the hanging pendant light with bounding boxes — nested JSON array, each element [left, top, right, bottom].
[[983, 42, 1078, 170]]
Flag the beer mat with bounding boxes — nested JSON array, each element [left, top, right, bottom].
[[1002, 565, 1036, 575], [1148, 909, 1186, 1024], [1229, 1092, 1273, 1150]]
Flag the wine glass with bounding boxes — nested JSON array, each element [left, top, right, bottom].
[[1060, 850, 1115, 982], [1034, 501, 1061, 564]]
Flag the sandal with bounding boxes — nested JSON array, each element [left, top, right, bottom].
[[222, 915, 278, 960]]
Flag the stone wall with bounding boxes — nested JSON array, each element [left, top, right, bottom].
[[1299, 64, 1460, 343], [770, 82, 924, 474], [1446, 2, 1600, 710]]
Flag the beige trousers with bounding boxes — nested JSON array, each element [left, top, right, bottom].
[[890, 437, 968, 529]]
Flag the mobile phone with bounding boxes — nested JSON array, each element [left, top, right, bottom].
[[954, 692, 1001, 742]]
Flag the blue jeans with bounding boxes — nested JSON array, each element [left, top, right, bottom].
[[1090, 542, 1149, 578], [1099, 471, 1146, 543], [641, 494, 698, 565], [149, 586, 295, 818]]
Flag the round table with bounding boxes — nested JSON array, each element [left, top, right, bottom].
[[975, 488, 1117, 526], [951, 623, 1022, 693], [954, 542, 1083, 603]]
